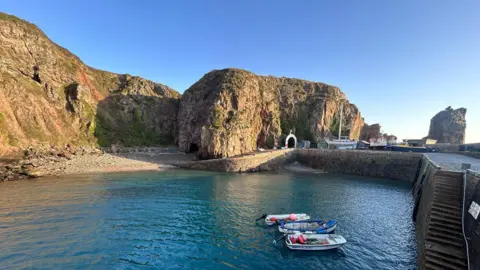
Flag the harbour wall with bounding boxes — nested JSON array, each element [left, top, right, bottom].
[[178, 149, 423, 182], [411, 155, 442, 269], [176, 149, 296, 172], [463, 169, 480, 268], [296, 149, 422, 182]]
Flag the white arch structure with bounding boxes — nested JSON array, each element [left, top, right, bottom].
[[285, 132, 297, 149]]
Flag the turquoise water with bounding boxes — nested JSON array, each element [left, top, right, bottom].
[[0, 170, 416, 269]]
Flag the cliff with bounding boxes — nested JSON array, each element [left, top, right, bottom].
[[0, 13, 367, 161], [178, 69, 364, 159], [427, 106, 467, 144], [0, 13, 180, 156]]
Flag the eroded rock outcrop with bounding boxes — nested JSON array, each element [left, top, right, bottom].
[[427, 106, 467, 144], [0, 13, 180, 156], [178, 69, 364, 159]]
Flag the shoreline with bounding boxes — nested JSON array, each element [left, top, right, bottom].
[[31, 153, 191, 177], [1, 148, 196, 181]]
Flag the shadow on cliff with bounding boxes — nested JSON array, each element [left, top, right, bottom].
[[89, 94, 198, 166], [93, 94, 178, 148]]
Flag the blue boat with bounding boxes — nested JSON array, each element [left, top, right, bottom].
[[278, 219, 337, 234]]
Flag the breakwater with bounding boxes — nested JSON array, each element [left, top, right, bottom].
[[176, 149, 296, 172], [296, 149, 422, 182], [178, 149, 422, 182]]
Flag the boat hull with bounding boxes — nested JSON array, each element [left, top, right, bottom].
[[265, 214, 310, 226], [278, 220, 337, 234], [285, 234, 346, 251], [279, 223, 337, 234], [286, 242, 345, 251]]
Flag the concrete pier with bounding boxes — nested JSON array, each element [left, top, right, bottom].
[[424, 153, 480, 172]]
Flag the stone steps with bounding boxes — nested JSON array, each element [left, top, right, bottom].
[[431, 207, 461, 218], [431, 209, 461, 220], [426, 233, 465, 248], [423, 171, 467, 269], [435, 176, 462, 182], [428, 226, 463, 237], [429, 221, 463, 234], [430, 215, 462, 226], [433, 195, 463, 206], [435, 185, 462, 193], [433, 190, 462, 199], [432, 202, 462, 212], [436, 171, 464, 177], [425, 250, 467, 270], [435, 182, 462, 190]]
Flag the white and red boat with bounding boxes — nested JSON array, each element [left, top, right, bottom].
[[285, 233, 346, 251], [258, 213, 310, 226]]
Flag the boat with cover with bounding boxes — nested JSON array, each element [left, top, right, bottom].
[[285, 233, 346, 251], [259, 213, 310, 226], [279, 219, 337, 234]]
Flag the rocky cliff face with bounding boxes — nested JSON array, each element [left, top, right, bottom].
[[178, 69, 364, 159], [427, 106, 467, 144], [0, 13, 180, 156], [0, 13, 367, 160]]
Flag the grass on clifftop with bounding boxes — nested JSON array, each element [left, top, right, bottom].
[[0, 13, 22, 21]]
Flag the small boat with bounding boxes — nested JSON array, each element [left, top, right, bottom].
[[285, 233, 346, 251], [279, 219, 337, 234], [261, 213, 310, 226]]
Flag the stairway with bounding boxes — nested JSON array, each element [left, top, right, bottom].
[[424, 171, 468, 270]]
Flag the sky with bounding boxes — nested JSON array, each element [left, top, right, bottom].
[[2, 0, 479, 143]]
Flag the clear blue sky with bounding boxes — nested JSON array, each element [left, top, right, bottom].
[[2, 0, 479, 142]]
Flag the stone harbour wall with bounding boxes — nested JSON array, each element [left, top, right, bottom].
[[296, 149, 423, 182], [176, 149, 296, 172], [411, 156, 441, 269], [178, 148, 423, 182]]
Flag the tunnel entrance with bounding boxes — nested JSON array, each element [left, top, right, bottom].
[[285, 131, 297, 148], [189, 143, 199, 153], [287, 137, 296, 148]]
